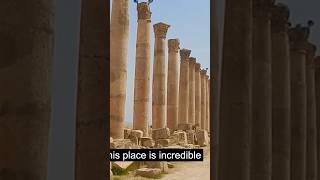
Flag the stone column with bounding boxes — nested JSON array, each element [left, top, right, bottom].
[[110, 0, 129, 139], [201, 69, 207, 130], [75, 0, 109, 179], [270, 4, 291, 180], [195, 63, 202, 127], [152, 22, 170, 129], [0, 1, 54, 179], [315, 56, 320, 180], [218, 0, 252, 179], [133, 2, 152, 136], [167, 39, 180, 131], [178, 49, 191, 125], [289, 24, 309, 180], [205, 75, 210, 131], [251, 1, 273, 180], [306, 43, 317, 180], [188, 57, 196, 125]]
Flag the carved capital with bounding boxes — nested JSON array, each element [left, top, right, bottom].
[[195, 63, 201, 71], [189, 57, 196, 65], [137, 2, 152, 20], [200, 69, 207, 76], [307, 43, 317, 57], [289, 24, 311, 52], [153, 22, 170, 38], [180, 49, 191, 61], [271, 3, 290, 33], [253, 0, 274, 20], [168, 39, 180, 53]]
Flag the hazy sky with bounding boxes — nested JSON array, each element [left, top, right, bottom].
[[111, 0, 211, 125]]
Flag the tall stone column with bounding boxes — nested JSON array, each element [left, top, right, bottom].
[[0, 1, 54, 179], [270, 4, 291, 180], [167, 39, 180, 131], [195, 63, 202, 127], [152, 22, 170, 129], [178, 49, 191, 125], [218, 0, 252, 179], [289, 24, 309, 180], [110, 0, 129, 139], [251, 1, 273, 180], [75, 0, 109, 179], [133, 2, 152, 136], [188, 57, 196, 125], [200, 69, 207, 130], [315, 56, 320, 180], [306, 43, 317, 180], [205, 75, 210, 131]]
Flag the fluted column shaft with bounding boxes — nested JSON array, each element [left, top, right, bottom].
[[289, 26, 309, 180], [201, 70, 207, 130], [218, 0, 252, 179], [306, 43, 317, 180], [195, 63, 202, 127], [0, 0, 53, 179], [315, 57, 320, 180], [152, 22, 170, 129], [110, 0, 129, 139], [178, 49, 191, 125], [205, 75, 210, 131], [167, 39, 180, 130], [133, 3, 152, 136], [271, 4, 291, 180], [188, 58, 196, 125], [251, 1, 273, 180]]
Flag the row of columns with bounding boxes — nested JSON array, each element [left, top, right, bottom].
[[110, 1, 211, 139], [218, 1, 320, 180]]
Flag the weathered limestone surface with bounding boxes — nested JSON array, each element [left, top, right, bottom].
[[110, 0, 129, 139], [188, 57, 196, 125], [251, 1, 273, 180], [152, 22, 170, 129], [271, 4, 291, 180], [306, 43, 317, 180], [178, 49, 191, 125], [0, 1, 54, 179], [200, 70, 207, 130], [167, 39, 180, 131], [152, 128, 170, 140], [195, 63, 202, 127], [218, 0, 252, 179], [205, 75, 210, 131], [315, 57, 320, 180], [133, 2, 152, 136], [289, 24, 309, 180], [75, 0, 109, 179]]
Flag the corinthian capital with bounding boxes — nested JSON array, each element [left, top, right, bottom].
[[289, 23, 313, 52], [271, 3, 290, 33], [195, 63, 201, 71], [153, 22, 170, 38], [168, 39, 180, 53], [189, 57, 196, 65], [137, 2, 151, 20], [180, 49, 191, 61]]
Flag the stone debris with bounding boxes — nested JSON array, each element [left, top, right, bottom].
[[140, 137, 155, 148], [135, 168, 162, 178], [196, 130, 209, 147], [186, 130, 197, 144], [167, 162, 175, 168], [145, 161, 168, 173], [111, 139, 134, 149], [178, 123, 193, 131], [155, 139, 171, 147], [124, 128, 132, 139], [130, 130, 143, 139], [152, 128, 170, 140]]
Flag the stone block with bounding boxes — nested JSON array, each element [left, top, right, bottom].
[[130, 130, 143, 139], [186, 130, 196, 144], [196, 130, 209, 147], [145, 161, 168, 173], [152, 128, 170, 140], [135, 168, 161, 178], [140, 137, 154, 148], [155, 139, 170, 147], [178, 123, 193, 131], [174, 131, 187, 145], [111, 139, 134, 149], [124, 128, 132, 139]]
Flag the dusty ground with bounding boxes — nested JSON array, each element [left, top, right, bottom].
[[112, 147, 210, 180]]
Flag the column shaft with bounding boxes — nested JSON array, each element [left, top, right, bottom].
[[306, 43, 317, 180], [207, 78, 210, 132], [315, 57, 320, 180], [167, 39, 180, 130], [133, 3, 152, 136], [289, 26, 309, 180], [201, 70, 207, 130], [251, 2, 273, 180], [110, 0, 129, 139], [218, 0, 252, 179], [195, 63, 202, 127], [188, 58, 196, 125], [178, 49, 191, 125], [271, 4, 291, 180], [152, 22, 170, 129], [0, 1, 53, 179]]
